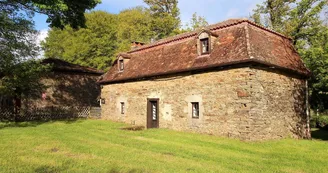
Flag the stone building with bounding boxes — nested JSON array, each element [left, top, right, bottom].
[[28, 58, 103, 108], [98, 19, 311, 140]]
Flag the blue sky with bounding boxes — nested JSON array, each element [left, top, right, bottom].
[[33, 0, 264, 31], [34, 0, 265, 46]]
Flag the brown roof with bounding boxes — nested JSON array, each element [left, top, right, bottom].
[[99, 19, 310, 84], [42, 58, 104, 75]]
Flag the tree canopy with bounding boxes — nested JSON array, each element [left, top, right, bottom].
[[144, 0, 181, 39], [43, 11, 118, 70], [1, 0, 101, 28], [252, 0, 328, 110], [185, 12, 209, 31], [0, 0, 100, 100], [42, 3, 184, 70], [116, 7, 155, 52]]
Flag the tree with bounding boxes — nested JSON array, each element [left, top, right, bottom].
[[0, 5, 38, 73], [299, 26, 328, 110], [144, 0, 181, 39], [252, 0, 326, 45], [42, 11, 118, 70], [117, 7, 155, 52], [0, 60, 50, 100], [0, 0, 99, 114], [252, 0, 294, 33], [1, 0, 101, 29], [185, 12, 208, 31], [252, 0, 328, 110]]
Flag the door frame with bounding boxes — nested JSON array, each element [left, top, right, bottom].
[[147, 98, 159, 128]]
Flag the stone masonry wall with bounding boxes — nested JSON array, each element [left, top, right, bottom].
[[101, 67, 308, 140], [27, 72, 101, 108]]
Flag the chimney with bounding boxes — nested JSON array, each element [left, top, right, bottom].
[[131, 41, 145, 50]]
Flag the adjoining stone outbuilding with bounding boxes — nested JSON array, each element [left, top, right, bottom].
[[32, 58, 103, 108], [1, 58, 103, 121], [98, 19, 311, 141]]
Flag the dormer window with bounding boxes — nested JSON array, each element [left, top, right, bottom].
[[117, 54, 131, 72], [119, 59, 124, 72], [200, 38, 209, 54], [197, 29, 218, 56]]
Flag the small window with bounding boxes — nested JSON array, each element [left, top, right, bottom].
[[200, 38, 209, 54], [151, 101, 157, 121], [192, 102, 199, 118], [119, 59, 124, 71], [121, 102, 125, 114]]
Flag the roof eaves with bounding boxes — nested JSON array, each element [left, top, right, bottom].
[[99, 59, 310, 84]]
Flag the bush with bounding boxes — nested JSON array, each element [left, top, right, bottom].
[[310, 114, 328, 130], [310, 119, 317, 128], [317, 116, 328, 130]]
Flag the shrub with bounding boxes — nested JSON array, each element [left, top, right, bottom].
[[317, 116, 328, 130], [310, 119, 317, 128]]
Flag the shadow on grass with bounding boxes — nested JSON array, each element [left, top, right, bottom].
[[0, 118, 86, 130], [311, 128, 328, 141]]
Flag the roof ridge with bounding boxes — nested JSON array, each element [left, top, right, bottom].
[[126, 18, 292, 54], [127, 19, 246, 53], [244, 22, 252, 59], [126, 19, 292, 54], [42, 58, 104, 74]]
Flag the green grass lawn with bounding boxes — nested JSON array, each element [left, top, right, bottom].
[[0, 120, 327, 173]]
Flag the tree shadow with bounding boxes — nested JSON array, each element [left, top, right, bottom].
[[311, 128, 328, 141], [45, 72, 100, 107], [0, 118, 85, 130]]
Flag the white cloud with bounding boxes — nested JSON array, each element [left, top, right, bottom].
[[36, 29, 49, 59], [36, 29, 48, 46]]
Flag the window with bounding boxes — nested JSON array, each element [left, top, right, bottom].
[[192, 102, 199, 118], [151, 101, 157, 120], [121, 102, 125, 114], [119, 59, 124, 71], [200, 38, 209, 54]]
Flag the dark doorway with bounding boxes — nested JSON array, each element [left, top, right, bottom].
[[147, 98, 159, 128]]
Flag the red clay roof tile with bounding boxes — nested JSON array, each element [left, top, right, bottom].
[[99, 19, 310, 84], [42, 58, 104, 75]]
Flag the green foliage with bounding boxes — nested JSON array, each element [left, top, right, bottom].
[[43, 5, 183, 69], [185, 12, 209, 31], [318, 116, 328, 129], [0, 120, 327, 172], [43, 11, 118, 70], [1, 0, 99, 100], [0, 60, 51, 98], [144, 0, 181, 39], [252, 0, 294, 33], [1, 0, 101, 28], [252, 0, 328, 110], [117, 7, 155, 52], [0, 2, 49, 99], [0, 4, 37, 70], [43, 1, 184, 69], [311, 114, 328, 129]]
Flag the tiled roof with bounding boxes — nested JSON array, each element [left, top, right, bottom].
[[42, 58, 104, 75], [99, 19, 310, 84]]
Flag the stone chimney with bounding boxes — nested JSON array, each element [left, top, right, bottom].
[[131, 41, 145, 50]]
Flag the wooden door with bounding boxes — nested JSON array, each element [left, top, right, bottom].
[[147, 99, 159, 128]]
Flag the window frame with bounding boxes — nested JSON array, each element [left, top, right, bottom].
[[200, 38, 210, 55], [191, 102, 200, 119], [119, 59, 124, 72], [120, 102, 125, 114]]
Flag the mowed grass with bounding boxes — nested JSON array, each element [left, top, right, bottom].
[[0, 120, 327, 173]]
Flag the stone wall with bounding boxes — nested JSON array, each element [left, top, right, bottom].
[[27, 72, 101, 108], [101, 66, 309, 140]]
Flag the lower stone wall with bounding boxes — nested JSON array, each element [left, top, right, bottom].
[[27, 72, 101, 108], [101, 67, 309, 140]]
